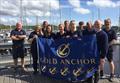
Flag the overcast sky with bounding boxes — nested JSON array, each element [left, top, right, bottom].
[[0, 0, 120, 26]]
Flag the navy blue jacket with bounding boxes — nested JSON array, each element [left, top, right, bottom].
[[96, 30, 108, 56]]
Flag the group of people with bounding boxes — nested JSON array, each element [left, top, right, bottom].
[[10, 18, 117, 83]]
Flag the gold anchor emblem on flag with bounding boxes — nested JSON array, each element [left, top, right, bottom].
[[41, 66, 46, 72], [87, 67, 94, 73], [73, 68, 82, 77], [49, 67, 56, 75], [57, 43, 70, 58], [60, 67, 69, 76]]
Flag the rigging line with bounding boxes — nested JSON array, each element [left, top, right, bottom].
[[49, 1, 51, 24], [98, 8, 100, 20], [24, 7, 27, 30], [20, 0, 23, 23], [43, 1, 46, 22], [59, 0, 62, 24], [91, 9, 94, 23], [69, 6, 71, 21], [118, 7, 120, 31]]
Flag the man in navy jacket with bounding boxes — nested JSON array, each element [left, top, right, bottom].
[[94, 20, 108, 83]]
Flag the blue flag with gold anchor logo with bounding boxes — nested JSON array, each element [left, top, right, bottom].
[[38, 35, 99, 82]]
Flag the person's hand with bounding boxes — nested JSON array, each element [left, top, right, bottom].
[[33, 35, 38, 39], [109, 39, 116, 46], [17, 35, 22, 38], [66, 35, 70, 38], [73, 35, 78, 37], [15, 35, 19, 38], [17, 35, 26, 40], [40, 31, 44, 36], [11, 35, 19, 40]]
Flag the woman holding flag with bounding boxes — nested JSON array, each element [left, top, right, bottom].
[[28, 25, 43, 75]]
